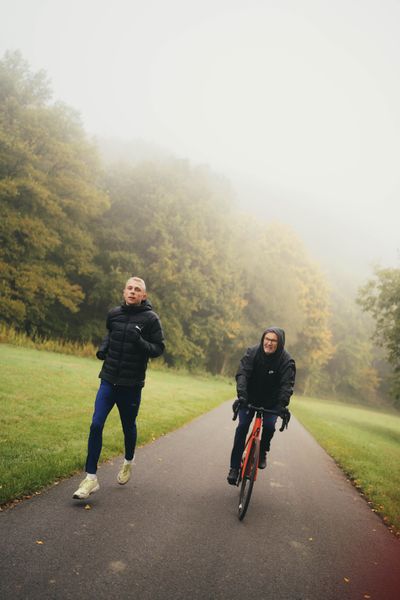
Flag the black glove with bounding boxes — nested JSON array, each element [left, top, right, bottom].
[[232, 397, 248, 421], [232, 397, 247, 412], [96, 350, 107, 361], [129, 326, 142, 342], [279, 407, 291, 431]]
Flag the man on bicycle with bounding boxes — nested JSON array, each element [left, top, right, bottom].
[[227, 327, 296, 485], [73, 276, 165, 499]]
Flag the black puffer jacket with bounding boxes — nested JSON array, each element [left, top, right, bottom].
[[97, 299, 165, 387], [236, 327, 296, 409]]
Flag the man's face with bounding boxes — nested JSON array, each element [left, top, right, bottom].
[[123, 279, 146, 305], [263, 332, 279, 354]]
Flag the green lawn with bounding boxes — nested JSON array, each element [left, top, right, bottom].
[[0, 344, 234, 505], [292, 397, 400, 534]]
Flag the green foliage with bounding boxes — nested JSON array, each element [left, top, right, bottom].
[[293, 264, 334, 384], [234, 219, 334, 390], [0, 51, 108, 337], [323, 289, 380, 402], [0, 323, 97, 357], [91, 161, 245, 372], [358, 266, 400, 405]]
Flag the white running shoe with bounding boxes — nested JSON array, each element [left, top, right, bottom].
[[72, 477, 99, 499], [117, 463, 132, 485]]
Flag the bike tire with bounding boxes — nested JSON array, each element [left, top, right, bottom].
[[238, 438, 260, 521]]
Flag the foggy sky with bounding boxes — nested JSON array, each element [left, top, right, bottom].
[[1, 0, 399, 279]]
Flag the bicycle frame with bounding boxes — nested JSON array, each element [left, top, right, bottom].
[[240, 411, 263, 483]]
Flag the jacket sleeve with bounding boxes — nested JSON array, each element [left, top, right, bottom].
[[277, 357, 296, 407], [235, 347, 255, 402], [137, 315, 165, 358]]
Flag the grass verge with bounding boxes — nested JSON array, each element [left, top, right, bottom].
[[292, 396, 400, 536], [0, 343, 234, 506]]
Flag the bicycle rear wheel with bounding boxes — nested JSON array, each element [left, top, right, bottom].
[[238, 438, 260, 521]]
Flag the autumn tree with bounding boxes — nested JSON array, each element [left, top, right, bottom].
[[230, 219, 333, 391], [358, 266, 400, 405], [0, 51, 108, 338], [324, 295, 380, 402], [91, 160, 245, 371]]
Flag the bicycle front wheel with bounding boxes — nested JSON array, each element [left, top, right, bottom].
[[238, 438, 260, 521]]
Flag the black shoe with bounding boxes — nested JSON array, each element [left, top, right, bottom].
[[258, 453, 267, 469], [227, 467, 239, 485]]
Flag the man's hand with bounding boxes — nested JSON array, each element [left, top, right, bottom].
[[232, 397, 247, 412], [96, 350, 107, 360], [129, 326, 142, 342], [279, 406, 291, 431], [232, 397, 247, 421], [232, 398, 240, 413]]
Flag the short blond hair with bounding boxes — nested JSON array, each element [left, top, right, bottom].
[[126, 276, 146, 291]]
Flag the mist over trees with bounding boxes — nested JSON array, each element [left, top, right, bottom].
[[0, 51, 395, 405], [358, 267, 400, 405]]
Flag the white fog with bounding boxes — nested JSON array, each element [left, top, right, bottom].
[[1, 0, 399, 279]]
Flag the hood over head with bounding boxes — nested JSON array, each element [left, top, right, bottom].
[[252, 326, 286, 369], [260, 327, 285, 357]]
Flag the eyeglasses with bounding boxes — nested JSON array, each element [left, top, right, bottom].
[[264, 337, 278, 344]]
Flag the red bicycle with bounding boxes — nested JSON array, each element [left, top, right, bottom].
[[233, 403, 290, 521]]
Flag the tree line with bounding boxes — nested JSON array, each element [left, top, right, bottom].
[[1, 51, 398, 406]]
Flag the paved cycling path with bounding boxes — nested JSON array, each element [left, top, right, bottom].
[[1, 401, 400, 600]]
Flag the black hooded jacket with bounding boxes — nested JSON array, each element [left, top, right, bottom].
[[236, 327, 296, 409], [97, 299, 165, 387]]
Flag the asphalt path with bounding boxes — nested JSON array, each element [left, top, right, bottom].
[[1, 401, 400, 600]]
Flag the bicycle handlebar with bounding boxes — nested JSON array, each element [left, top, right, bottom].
[[232, 401, 291, 431], [247, 404, 282, 414]]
